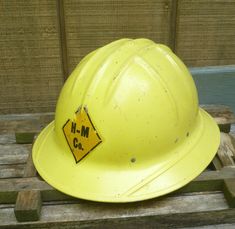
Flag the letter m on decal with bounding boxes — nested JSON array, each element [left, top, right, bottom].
[[81, 125, 89, 138]]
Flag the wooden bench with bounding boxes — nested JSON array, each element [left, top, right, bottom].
[[1, 104, 235, 228]]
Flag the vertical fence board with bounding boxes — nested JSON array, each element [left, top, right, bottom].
[[169, 0, 178, 51], [175, 0, 235, 66], [56, 0, 69, 80], [0, 0, 64, 114], [63, 0, 172, 74]]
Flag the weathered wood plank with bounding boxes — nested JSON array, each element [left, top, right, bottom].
[[0, 134, 15, 144], [201, 104, 235, 132], [201, 105, 235, 125], [14, 190, 41, 222], [0, 113, 54, 134], [0, 176, 70, 204], [15, 132, 36, 144], [177, 167, 235, 194], [182, 224, 235, 229], [223, 179, 235, 208], [231, 124, 235, 133], [0, 164, 25, 178], [0, 144, 30, 165], [217, 133, 235, 167], [23, 151, 37, 178], [0, 192, 234, 228], [1, 167, 235, 204], [212, 155, 223, 170]]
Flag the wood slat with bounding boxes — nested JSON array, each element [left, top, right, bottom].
[[224, 179, 235, 208], [15, 132, 36, 144], [212, 155, 223, 170], [23, 151, 37, 178], [0, 193, 234, 229], [1, 167, 235, 204], [217, 133, 235, 167], [0, 164, 25, 179], [0, 113, 54, 134], [201, 105, 235, 125], [0, 134, 15, 144], [0, 144, 30, 165], [182, 224, 235, 229], [201, 104, 235, 132]]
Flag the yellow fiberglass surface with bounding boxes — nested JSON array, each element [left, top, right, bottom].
[[32, 38, 220, 202]]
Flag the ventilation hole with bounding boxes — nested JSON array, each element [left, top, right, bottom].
[[186, 132, 189, 137], [175, 138, 179, 143], [130, 158, 136, 163]]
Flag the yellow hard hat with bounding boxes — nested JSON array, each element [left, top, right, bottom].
[[32, 38, 220, 202]]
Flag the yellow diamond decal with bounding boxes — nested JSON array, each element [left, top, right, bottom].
[[63, 107, 102, 163]]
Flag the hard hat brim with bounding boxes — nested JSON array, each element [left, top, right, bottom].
[[32, 108, 220, 202]]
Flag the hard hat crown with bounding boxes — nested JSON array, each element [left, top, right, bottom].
[[55, 39, 199, 166]]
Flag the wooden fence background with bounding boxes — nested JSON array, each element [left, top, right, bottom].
[[0, 0, 235, 114]]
